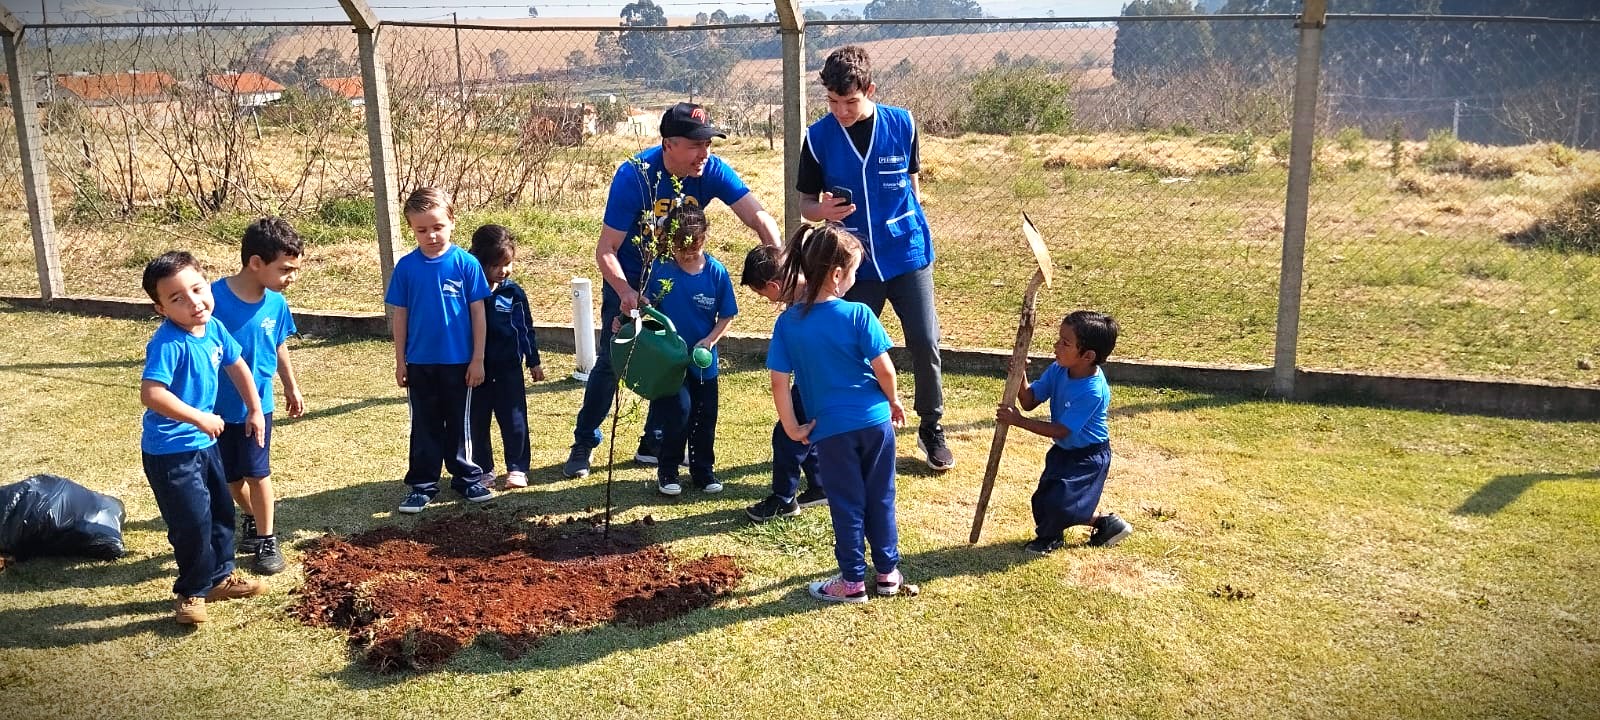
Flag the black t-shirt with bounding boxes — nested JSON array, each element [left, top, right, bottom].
[[796, 110, 921, 196]]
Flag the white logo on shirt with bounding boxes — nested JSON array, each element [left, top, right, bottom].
[[261, 316, 277, 335], [693, 292, 716, 311], [210, 345, 224, 369], [494, 295, 513, 313], [878, 155, 906, 164], [442, 279, 463, 298]]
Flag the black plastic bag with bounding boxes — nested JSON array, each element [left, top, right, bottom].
[[0, 474, 126, 561]]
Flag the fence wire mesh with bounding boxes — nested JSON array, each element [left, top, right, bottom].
[[5, 11, 1598, 385]]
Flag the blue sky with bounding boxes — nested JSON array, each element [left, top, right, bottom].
[[18, 0, 1126, 24]]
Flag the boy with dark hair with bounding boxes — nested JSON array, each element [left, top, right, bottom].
[[797, 45, 954, 472], [139, 251, 268, 625], [740, 245, 828, 521], [213, 217, 303, 575], [996, 311, 1132, 554]]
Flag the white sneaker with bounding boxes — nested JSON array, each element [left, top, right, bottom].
[[658, 480, 683, 496], [504, 471, 528, 489], [701, 481, 723, 494]]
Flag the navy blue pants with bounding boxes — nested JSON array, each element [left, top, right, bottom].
[[142, 446, 235, 598], [572, 287, 660, 449], [845, 263, 943, 431], [651, 374, 718, 486], [470, 363, 530, 475], [1032, 442, 1112, 543], [405, 363, 487, 492], [771, 384, 819, 500], [815, 421, 899, 583]]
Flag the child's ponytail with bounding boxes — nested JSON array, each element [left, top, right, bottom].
[[779, 221, 862, 313]]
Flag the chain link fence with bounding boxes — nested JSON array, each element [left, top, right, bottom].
[[5, 10, 1598, 385]]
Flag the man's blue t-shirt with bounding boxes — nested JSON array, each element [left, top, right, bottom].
[[383, 244, 491, 365], [1029, 364, 1111, 450], [141, 318, 242, 455], [766, 299, 893, 442], [602, 145, 752, 288], [211, 279, 297, 423], [644, 254, 738, 380]]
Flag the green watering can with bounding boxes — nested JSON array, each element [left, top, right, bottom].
[[610, 306, 689, 400]]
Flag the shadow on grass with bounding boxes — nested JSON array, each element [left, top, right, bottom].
[[0, 599, 188, 649], [1453, 469, 1600, 516], [0, 553, 171, 596], [0, 358, 142, 371]]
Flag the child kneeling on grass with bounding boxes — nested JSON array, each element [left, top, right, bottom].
[[995, 310, 1132, 554], [767, 222, 907, 603], [139, 251, 269, 625]]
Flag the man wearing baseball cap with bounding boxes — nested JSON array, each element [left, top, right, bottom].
[[563, 102, 782, 480]]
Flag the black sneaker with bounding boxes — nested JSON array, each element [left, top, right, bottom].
[[254, 535, 286, 575], [1024, 538, 1064, 555], [562, 445, 591, 478], [634, 434, 661, 465], [238, 514, 260, 554], [917, 426, 956, 471], [745, 495, 800, 522], [795, 485, 829, 508], [1088, 513, 1133, 547]]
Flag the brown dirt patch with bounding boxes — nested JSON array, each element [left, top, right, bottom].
[[293, 514, 742, 672]]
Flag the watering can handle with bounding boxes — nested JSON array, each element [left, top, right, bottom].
[[633, 305, 677, 334]]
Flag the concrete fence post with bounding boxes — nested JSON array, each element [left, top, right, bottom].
[[2, 8, 65, 301], [774, 0, 805, 237], [1272, 0, 1328, 399], [339, 0, 401, 297]]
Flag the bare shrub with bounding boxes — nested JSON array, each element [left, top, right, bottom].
[[1508, 180, 1600, 254]]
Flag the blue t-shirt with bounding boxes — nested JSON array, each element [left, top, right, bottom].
[[383, 244, 491, 365], [644, 254, 738, 380], [1029, 364, 1111, 450], [766, 299, 893, 442], [141, 318, 242, 455], [211, 279, 297, 423], [601, 145, 752, 288]]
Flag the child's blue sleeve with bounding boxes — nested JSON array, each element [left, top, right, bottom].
[[217, 321, 242, 366], [464, 256, 491, 304], [382, 259, 409, 307], [708, 157, 752, 208], [766, 317, 793, 373], [716, 265, 738, 318], [602, 160, 648, 234], [277, 295, 297, 345], [859, 307, 892, 359], [142, 337, 178, 386], [1029, 363, 1061, 403]]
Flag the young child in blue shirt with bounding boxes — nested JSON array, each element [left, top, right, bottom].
[[383, 187, 495, 514], [467, 224, 544, 489], [139, 251, 269, 625], [739, 244, 828, 522], [767, 222, 908, 603], [995, 311, 1132, 554], [212, 218, 302, 576], [642, 205, 738, 496]]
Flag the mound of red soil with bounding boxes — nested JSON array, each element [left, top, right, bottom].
[[293, 514, 742, 672]]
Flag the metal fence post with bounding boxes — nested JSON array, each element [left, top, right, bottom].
[[340, 0, 400, 295], [1272, 0, 1328, 398], [2, 9, 65, 301], [774, 1, 805, 236]]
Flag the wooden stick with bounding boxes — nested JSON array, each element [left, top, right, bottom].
[[970, 268, 1046, 544]]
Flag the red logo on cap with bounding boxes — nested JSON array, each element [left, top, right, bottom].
[[691, 107, 707, 123]]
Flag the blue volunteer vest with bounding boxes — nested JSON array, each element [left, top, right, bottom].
[[806, 104, 934, 282]]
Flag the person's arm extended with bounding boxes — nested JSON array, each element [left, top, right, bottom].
[[728, 193, 782, 248], [995, 404, 1069, 440], [699, 316, 735, 350], [276, 341, 305, 417], [389, 305, 408, 388], [869, 352, 907, 427], [596, 224, 642, 314], [771, 370, 814, 443], [224, 358, 266, 447], [466, 299, 486, 387], [141, 380, 223, 438]]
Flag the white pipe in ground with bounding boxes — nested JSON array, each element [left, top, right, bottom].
[[570, 277, 596, 381]]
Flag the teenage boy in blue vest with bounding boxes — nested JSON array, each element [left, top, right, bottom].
[[797, 45, 954, 472], [563, 102, 782, 480]]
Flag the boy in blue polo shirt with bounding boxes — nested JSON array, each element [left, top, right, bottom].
[[213, 218, 302, 575], [643, 205, 738, 496], [384, 187, 495, 514], [140, 251, 268, 625], [995, 311, 1132, 554]]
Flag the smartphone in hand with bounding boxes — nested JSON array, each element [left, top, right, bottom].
[[827, 186, 853, 207]]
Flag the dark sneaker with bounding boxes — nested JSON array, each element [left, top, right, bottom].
[[808, 575, 868, 604], [397, 490, 435, 514], [237, 514, 260, 555], [459, 483, 494, 503], [1024, 538, 1064, 555], [634, 434, 661, 465], [205, 574, 266, 602], [253, 535, 286, 575], [562, 445, 591, 478], [174, 595, 208, 625], [1088, 513, 1133, 547], [795, 485, 829, 508], [875, 568, 904, 596], [746, 495, 800, 523], [917, 426, 956, 471]]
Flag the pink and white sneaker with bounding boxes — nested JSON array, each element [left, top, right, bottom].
[[875, 568, 904, 596], [808, 575, 868, 604], [504, 471, 528, 489]]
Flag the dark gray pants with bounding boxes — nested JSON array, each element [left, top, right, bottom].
[[845, 263, 944, 431]]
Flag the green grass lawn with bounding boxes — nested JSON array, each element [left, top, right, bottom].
[[1, 305, 1597, 719]]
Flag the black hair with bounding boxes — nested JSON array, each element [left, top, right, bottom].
[[1064, 310, 1119, 366], [740, 244, 781, 290], [142, 251, 203, 303], [469, 224, 517, 266], [820, 45, 873, 95], [778, 222, 861, 313], [241, 217, 303, 267]]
